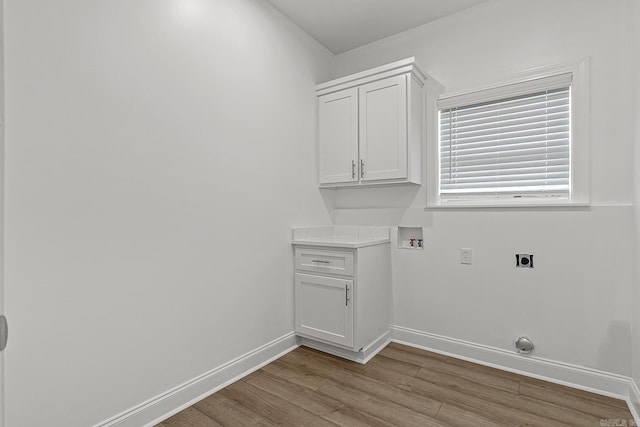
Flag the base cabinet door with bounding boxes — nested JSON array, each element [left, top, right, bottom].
[[295, 273, 354, 348]]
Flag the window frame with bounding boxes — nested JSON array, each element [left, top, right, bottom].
[[426, 59, 590, 208]]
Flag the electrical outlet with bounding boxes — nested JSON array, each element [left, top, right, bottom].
[[516, 254, 534, 268], [460, 248, 472, 265]]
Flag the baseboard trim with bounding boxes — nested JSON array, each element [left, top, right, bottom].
[[390, 325, 631, 400], [629, 379, 640, 425], [93, 332, 299, 427], [299, 331, 390, 364], [362, 331, 392, 364]]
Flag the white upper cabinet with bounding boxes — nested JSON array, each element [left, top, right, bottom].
[[316, 58, 428, 188]]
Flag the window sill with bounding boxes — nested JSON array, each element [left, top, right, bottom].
[[425, 199, 590, 210]]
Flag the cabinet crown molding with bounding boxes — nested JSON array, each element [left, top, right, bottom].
[[316, 57, 426, 97]]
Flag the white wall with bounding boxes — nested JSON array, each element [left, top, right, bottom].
[[3, 1, 334, 426], [334, 0, 635, 375], [0, 1, 5, 425], [3, 0, 638, 424], [632, 0, 640, 393]]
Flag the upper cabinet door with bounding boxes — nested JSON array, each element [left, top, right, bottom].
[[359, 75, 408, 182], [318, 88, 359, 185]]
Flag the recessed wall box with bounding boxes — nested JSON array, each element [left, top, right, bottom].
[[398, 227, 423, 250]]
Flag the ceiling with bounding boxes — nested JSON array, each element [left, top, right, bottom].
[[265, 0, 492, 54]]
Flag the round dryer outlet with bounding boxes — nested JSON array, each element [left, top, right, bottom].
[[515, 336, 534, 354]]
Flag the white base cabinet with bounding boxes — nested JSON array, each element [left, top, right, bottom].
[[293, 243, 391, 363]]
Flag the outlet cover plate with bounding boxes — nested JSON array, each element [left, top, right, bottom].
[[460, 248, 472, 265]]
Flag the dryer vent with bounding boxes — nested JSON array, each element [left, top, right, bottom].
[[515, 336, 534, 354]]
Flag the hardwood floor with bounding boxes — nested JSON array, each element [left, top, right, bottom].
[[156, 343, 635, 426]]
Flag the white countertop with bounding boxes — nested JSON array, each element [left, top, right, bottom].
[[291, 226, 390, 248]]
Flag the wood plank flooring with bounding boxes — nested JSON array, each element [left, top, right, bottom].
[[156, 343, 635, 426]]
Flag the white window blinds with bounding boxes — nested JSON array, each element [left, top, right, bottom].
[[438, 74, 572, 197]]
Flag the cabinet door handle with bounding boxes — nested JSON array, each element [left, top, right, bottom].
[[352, 160, 356, 179], [311, 259, 330, 264], [345, 285, 350, 306], [360, 159, 365, 178]]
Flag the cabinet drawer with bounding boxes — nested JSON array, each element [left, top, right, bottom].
[[295, 248, 354, 276]]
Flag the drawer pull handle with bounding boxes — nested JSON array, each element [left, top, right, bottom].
[[311, 260, 330, 264], [360, 159, 365, 178], [345, 285, 350, 306], [352, 160, 356, 179]]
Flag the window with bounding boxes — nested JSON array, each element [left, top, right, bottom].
[[428, 60, 590, 207]]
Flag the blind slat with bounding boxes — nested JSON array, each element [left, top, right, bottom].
[[442, 168, 569, 181], [443, 159, 569, 175], [442, 125, 570, 146], [441, 95, 569, 122], [440, 134, 569, 152], [441, 142, 569, 160], [440, 112, 570, 136]]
